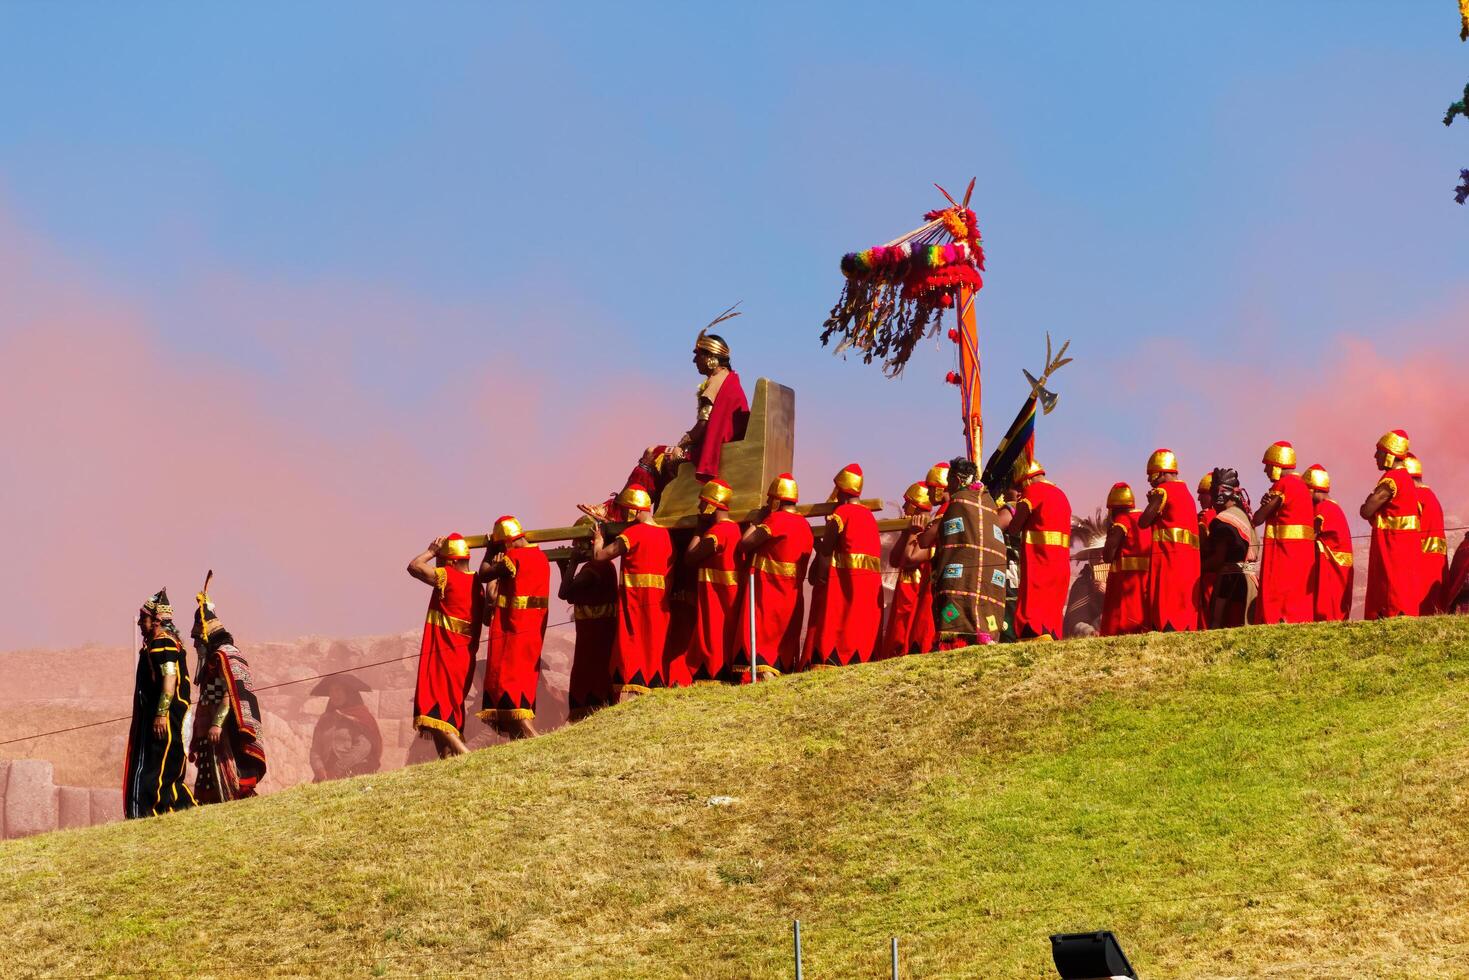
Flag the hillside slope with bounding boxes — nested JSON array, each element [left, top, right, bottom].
[[3, 619, 1468, 978]]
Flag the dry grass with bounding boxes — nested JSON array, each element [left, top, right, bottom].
[[3, 618, 1468, 978]]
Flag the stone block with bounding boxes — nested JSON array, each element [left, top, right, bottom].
[[57, 786, 91, 829], [89, 787, 123, 825], [4, 760, 57, 838]]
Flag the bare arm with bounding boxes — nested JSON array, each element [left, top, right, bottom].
[[591, 523, 628, 563], [738, 509, 772, 558], [913, 512, 939, 549], [999, 498, 1031, 534], [1101, 523, 1127, 565], [1253, 491, 1282, 528], [1360, 484, 1393, 521], [407, 537, 445, 585], [686, 522, 720, 566], [1137, 490, 1164, 529], [555, 557, 581, 603]]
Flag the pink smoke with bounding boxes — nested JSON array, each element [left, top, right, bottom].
[[0, 209, 676, 650]]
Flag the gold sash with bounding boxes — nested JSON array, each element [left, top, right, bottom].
[[698, 567, 740, 586], [622, 573, 667, 589], [496, 595, 549, 609], [754, 555, 798, 578], [1022, 529, 1071, 548], [1154, 526, 1200, 548], [833, 553, 881, 572], [1374, 514, 1420, 532], [425, 609, 473, 637], [1264, 524, 1315, 541]]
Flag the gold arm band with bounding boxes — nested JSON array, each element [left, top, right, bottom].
[[425, 609, 474, 636], [1374, 515, 1421, 531], [697, 567, 740, 586], [1022, 530, 1071, 548], [1424, 537, 1448, 555], [496, 595, 549, 609], [1154, 526, 1200, 548], [622, 573, 667, 589], [1264, 524, 1316, 541], [753, 555, 799, 578], [833, 553, 882, 572]]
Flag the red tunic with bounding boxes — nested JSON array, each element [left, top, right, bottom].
[[414, 565, 482, 736], [808, 501, 884, 666], [1365, 468, 1422, 620], [565, 559, 617, 712], [1145, 480, 1201, 632], [735, 508, 812, 677], [1417, 485, 1448, 614], [1101, 511, 1151, 636], [882, 529, 935, 657], [662, 546, 697, 688], [481, 545, 550, 722], [687, 521, 742, 682], [610, 521, 673, 692], [1257, 474, 1316, 625], [1311, 498, 1355, 622], [1014, 480, 1072, 640]]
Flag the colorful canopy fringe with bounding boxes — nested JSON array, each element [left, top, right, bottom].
[[821, 198, 985, 377]]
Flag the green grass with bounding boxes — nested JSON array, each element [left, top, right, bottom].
[[4, 618, 1469, 977]]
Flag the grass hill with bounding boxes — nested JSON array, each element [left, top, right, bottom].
[[4, 618, 1469, 978]]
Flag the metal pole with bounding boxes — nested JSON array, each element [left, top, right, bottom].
[[891, 937, 899, 979], [792, 919, 803, 979], [748, 570, 760, 683]]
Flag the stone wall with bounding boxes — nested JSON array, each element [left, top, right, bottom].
[[0, 759, 124, 837]]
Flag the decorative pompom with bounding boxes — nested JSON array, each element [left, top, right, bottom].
[[944, 372, 961, 385], [947, 328, 961, 342]]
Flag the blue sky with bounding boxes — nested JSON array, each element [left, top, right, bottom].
[[1, 2, 1466, 644]]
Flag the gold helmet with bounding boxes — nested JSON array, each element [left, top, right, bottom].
[[1262, 441, 1297, 478], [1106, 482, 1135, 509], [1016, 457, 1045, 482], [1403, 453, 1423, 479], [1303, 464, 1331, 493], [698, 478, 734, 513], [925, 461, 950, 489], [833, 463, 863, 497], [768, 473, 799, 504], [490, 516, 525, 544], [1376, 429, 1410, 461], [1197, 472, 1213, 494], [439, 533, 472, 560], [1147, 449, 1179, 476], [616, 486, 653, 513], [903, 482, 932, 512]]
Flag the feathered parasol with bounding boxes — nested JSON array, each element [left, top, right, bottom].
[[821, 180, 985, 377]]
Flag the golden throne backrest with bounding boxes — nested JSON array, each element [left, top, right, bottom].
[[654, 377, 795, 521]]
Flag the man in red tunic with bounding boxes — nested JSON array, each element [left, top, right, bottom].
[[1196, 472, 1218, 615], [677, 327, 750, 481], [998, 459, 1072, 640], [1360, 430, 1423, 620], [1100, 482, 1151, 636], [406, 533, 483, 757], [684, 478, 742, 683], [477, 516, 550, 739], [1304, 464, 1354, 622], [557, 539, 618, 720], [885, 482, 936, 658], [807, 464, 883, 667], [735, 474, 813, 678], [1405, 453, 1448, 615], [1138, 449, 1201, 632], [1251, 441, 1316, 624], [594, 486, 673, 696]]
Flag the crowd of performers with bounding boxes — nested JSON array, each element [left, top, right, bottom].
[[403, 336, 1469, 760], [125, 590, 267, 818], [1098, 432, 1463, 635]]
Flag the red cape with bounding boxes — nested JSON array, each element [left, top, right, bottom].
[[694, 372, 749, 481]]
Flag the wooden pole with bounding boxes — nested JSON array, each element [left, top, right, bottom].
[[461, 498, 888, 551], [955, 283, 983, 463]]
